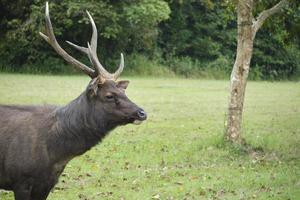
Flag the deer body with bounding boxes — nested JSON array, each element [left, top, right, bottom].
[[0, 89, 133, 199], [0, 3, 146, 200], [0, 105, 62, 197]]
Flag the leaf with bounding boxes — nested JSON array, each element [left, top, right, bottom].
[[152, 194, 161, 199]]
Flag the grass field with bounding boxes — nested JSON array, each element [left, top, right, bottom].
[[0, 73, 299, 200]]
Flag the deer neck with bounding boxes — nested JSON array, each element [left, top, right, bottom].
[[50, 92, 116, 160]]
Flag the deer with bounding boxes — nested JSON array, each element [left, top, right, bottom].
[[0, 2, 147, 200]]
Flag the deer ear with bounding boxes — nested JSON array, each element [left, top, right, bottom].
[[87, 78, 99, 97], [116, 80, 129, 90]]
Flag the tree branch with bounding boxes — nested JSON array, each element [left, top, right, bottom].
[[252, 0, 288, 34]]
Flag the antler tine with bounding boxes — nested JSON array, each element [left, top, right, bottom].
[[86, 11, 97, 53], [65, 10, 98, 56], [113, 53, 124, 80], [42, 2, 125, 80], [87, 42, 113, 79], [39, 2, 96, 78], [66, 10, 113, 79], [66, 41, 88, 54]]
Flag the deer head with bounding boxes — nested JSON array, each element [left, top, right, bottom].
[[39, 2, 147, 126]]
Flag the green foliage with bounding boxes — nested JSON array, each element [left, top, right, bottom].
[[0, 0, 170, 73], [165, 56, 200, 78], [0, 0, 299, 80], [124, 0, 170, 26], [124, 53, 173, 77], [121, 0, 170, 52], [145, 55, 232, 79], [248, 0, 300, 80], [253, 35, 299, 80], [0, 75, 299, 199], [159, 1, 237, 61], [158, 0, 299, 80]]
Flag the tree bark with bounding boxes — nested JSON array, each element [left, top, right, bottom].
[[225, 0, 254, 144], [225, 0, 288, 144]]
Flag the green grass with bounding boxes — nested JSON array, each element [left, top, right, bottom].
[[0, 73, 299, 200]]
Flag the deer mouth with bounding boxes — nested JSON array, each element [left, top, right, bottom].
[[133, 119, 143, 125], [130, 109, 147, 125]]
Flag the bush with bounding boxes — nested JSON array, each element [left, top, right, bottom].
[[165, 56, 200, 78], [123, 54, 174, 77], [164, 56, 232, 79], [206, 56, 232, 79]]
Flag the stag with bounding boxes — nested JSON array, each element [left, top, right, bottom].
[[0, 2, 147, 200]]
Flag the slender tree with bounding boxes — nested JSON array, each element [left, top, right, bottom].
[[226, 0, 289, 144]]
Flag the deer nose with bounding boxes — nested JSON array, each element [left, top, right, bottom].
[[137, 109, 147, 120]]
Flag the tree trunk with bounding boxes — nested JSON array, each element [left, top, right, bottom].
[[225, 0, 254, 144], [225, 0, 288, 144]]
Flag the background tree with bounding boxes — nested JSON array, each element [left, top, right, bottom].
[[0, 0, 299, 79], [0, 0, 170, 73], [225, 0, 289, 144]]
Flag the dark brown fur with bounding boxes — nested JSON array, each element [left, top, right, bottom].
[[0, 80, 146, 200]]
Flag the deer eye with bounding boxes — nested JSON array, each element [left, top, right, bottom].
[[105, 94, 114, 101]]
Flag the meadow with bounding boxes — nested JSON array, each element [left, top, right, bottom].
[[0, 74, 299, 200]]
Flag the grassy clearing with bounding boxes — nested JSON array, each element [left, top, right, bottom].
[[0, 73, 299, 200]]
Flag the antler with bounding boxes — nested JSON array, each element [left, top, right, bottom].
[[66, 10, 125, 80], [39, 2, 96, 78], [40, 2, 125, 80]]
